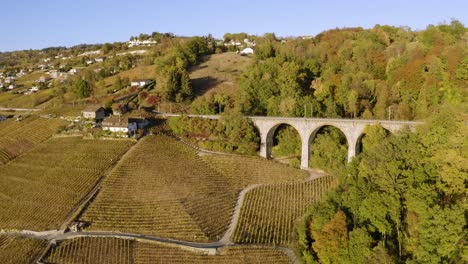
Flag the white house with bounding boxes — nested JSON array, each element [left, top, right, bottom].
[[130, 79, 151, 87], [82, 106, 106, 121], [240, 48, 254, 55], [69, 68, 78, 74], [8, 84, 17, 90], [95, 56, 106, 63], [102, 116, 138, 136]]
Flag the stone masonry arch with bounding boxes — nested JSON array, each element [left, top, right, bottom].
[[258, 122, 303, 161]]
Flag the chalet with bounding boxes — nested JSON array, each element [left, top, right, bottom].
[[82, 106, 106, 121], [131, 79, 151, 88]]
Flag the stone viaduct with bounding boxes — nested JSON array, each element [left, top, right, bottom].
[[160, 114, 422, 169], [249, 116, 421, 168]]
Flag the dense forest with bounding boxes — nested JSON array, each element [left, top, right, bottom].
[[297, 105, 466, 263]]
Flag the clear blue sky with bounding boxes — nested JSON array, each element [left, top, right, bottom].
[[1, 0, 466, 52]]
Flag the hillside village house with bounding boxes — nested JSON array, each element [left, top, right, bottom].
[[102, 116, 148, 137], [82, 106, 106, 121], [102, 116, 137, 136], [4, 76, 15, 84], [95, 56, 106, 63], [131, 79, 151, 88], [37, 76, 52, 83]]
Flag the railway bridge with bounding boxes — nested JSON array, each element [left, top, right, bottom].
[[161, 114, 422, 169]]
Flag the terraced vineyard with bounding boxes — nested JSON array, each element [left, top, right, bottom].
[[0, 137, 133, 230], [46, 237, 292, 264], [201, 154, 308, 187], [232, 175, 338, 246], [0, 235, 46, 264], [0, 115, 67, 164], [80, 136, 306, 242], [135, 244, 292, 264], [46, 237, 133, 264]]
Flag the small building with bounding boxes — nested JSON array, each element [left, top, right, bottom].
[[0, 116, 6, 122], [102, 116, 138, 136], [130, 79, 151, 88], [37, 76, 52, 83], [4, 76, 15, 84], [69, 68, 78, 74], [95, 56, 106, 62], [30, 86, 39, 92], [240, 47, 254, 55], [82, 106, 106, 121], [68, 221, 86, 232], [8, 84, 17, 90]]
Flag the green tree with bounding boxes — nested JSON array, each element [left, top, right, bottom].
[[74, 79, 92, 98]]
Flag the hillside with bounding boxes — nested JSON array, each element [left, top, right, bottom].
[[189, 52, 251, 97]]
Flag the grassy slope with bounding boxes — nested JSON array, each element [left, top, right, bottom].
[[102, 65, 157, 87], [189, 52, 251, 98]]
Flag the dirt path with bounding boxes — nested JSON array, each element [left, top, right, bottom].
[[219, 184, 261, 244]]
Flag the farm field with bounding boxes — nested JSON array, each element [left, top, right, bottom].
[[0, 137, 133, 230], [232, 175, 338, 246], [45, 237, 292, 264], [0, 235, 46, 264], [0, 115, 67, 164], [80, 136, 306, 242]]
